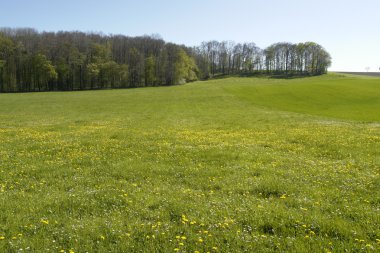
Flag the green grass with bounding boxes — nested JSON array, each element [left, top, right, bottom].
[[0, 73, 379, 252]]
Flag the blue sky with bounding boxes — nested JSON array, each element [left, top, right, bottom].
[[1, 0, 379, 71]]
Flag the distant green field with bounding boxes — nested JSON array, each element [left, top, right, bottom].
[[0, 73, 379, 252], [222, 73, 380, 122]]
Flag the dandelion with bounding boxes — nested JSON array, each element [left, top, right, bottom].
[[181, 236, 187, 240], [179, 242, 184, 246], [212, 246, 218, 250], [280, 194, 286, 199], [0, 236, 5, 240], [100, 235, 105, 240], [40, 219, 49, 225], [198, 238, 204, 243]]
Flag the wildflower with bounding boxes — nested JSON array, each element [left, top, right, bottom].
[[100, 235, 105, 240], [0, 236, 5, 240], [212, 246, 218, 250], [179, 242, 184, 246], [174, 248, 180, 252], [40, 219, 49, 225], [198, 238, 204, 243], [181, 236, 187, 240], [69, 250, 75, 253], [280, 194, 286, 199]]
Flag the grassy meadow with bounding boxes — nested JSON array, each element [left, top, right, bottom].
[[0, 73, 379, 252]]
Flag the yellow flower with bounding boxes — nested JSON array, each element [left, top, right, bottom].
[[100, 235, 105, 240], [280, 194, 286, 199], [212, 246, 218, 250], [181, 236, 187, 240], [179, 242, 184, 246], [69, 250, 75, 253], [0, 236, 5, 240], [198, 238, 203, 243], [40, 219, 49, 225], [174, 248, 180, 252]]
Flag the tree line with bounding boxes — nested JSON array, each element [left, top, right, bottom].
[[0, 28, 331, 92], [193, 41, 331, 79]]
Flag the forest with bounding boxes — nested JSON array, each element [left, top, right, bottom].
[[0, 28, 331, 92]]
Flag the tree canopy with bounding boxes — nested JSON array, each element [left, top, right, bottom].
[[0, 28, 331, 92]]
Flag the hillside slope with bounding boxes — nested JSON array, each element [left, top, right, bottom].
[[0, 74, 379, 252]]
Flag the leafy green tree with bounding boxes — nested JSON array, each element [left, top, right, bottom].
[[144, 55, 156, 86], [31, 53, 57, 91], [175, 48, 198, 83], [0, 33, 15, 91], [128, 48, 144, 87]]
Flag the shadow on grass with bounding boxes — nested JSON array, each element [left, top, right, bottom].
[[207, 72, 323, 80]]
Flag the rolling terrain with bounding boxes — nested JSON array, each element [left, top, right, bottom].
[[0, 73, 379, 252], [337, 72, 380, 77]]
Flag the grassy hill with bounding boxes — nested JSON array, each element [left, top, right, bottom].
[[0, 73, 379, 252]]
